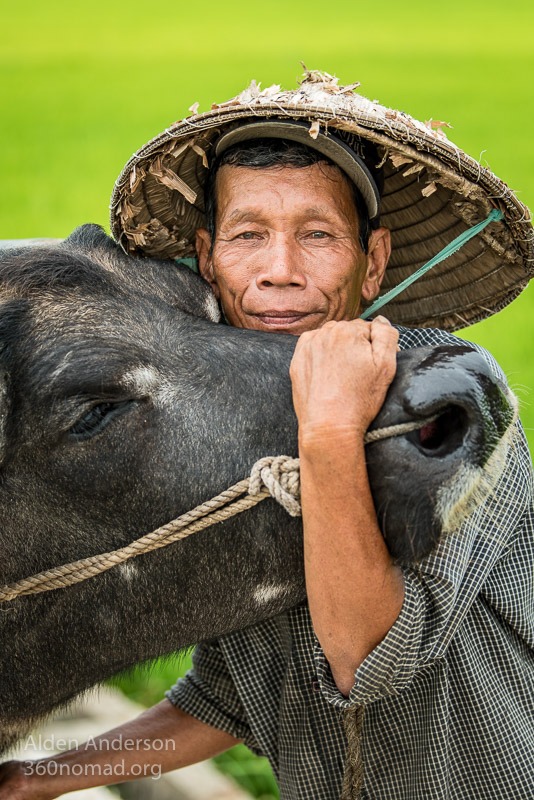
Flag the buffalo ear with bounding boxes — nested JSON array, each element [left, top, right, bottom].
[[172, 267, 222, 322], [63, 224, 114, 252]]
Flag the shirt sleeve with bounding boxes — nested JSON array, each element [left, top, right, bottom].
[[314, 420, 533, 708], [166, 638, 254, 745]]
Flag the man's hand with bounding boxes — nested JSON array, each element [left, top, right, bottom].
[[0, 761, 34, 800], [0, 703, 240, 800], [290, 316, 399, 443], [289, 316, 404, 696]]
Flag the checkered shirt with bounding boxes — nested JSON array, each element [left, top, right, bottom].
[[167, 326, 534, 800]]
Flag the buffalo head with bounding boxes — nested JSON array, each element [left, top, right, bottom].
[[0, 224, 517, 751]]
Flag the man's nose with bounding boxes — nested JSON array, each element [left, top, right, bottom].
[[255, 238, 307, 289]]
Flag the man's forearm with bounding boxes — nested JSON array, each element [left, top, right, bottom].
[[289, 317, 404, 697], [2, 700, 240, 800], [300, 432, 405, 696]]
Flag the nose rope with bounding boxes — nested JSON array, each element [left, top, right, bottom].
[[0, 415, 436, 605]]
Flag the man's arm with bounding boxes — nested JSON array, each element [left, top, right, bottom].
[[290, 316, 404, 696], [0, 701, 240, 800]]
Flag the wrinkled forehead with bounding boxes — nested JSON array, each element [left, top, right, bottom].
[[212, 162, 360, 223]]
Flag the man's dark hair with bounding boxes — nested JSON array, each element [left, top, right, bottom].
[[204, 138, 380, 254]]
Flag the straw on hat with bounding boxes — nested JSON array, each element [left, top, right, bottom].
[[110, 70, 533, 331]]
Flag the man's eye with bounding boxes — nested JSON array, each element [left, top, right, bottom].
[[236, 231, 261, 240], [307, 230, 331, 239]]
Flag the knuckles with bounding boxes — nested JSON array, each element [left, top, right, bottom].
[[290, 320, 399, 382]]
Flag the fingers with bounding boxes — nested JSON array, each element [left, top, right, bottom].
[[289, 316, 399, 436], [369, 315, 399, 376], [292, 317, 398, 368]]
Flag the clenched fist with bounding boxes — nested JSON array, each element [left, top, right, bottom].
[[289, 316, 399, 443]]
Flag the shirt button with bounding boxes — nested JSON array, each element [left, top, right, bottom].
[[311, 678, 320, 693]]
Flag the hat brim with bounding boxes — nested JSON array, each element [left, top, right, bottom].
[[110, 75, 533, 332]]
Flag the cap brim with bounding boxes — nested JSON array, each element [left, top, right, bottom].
[[215, 121, 380, 220]]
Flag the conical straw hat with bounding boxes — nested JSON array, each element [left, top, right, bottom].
[[110, 70, 533, 332]]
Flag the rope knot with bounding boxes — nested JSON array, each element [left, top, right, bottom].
[[249, 455, 301, 517]]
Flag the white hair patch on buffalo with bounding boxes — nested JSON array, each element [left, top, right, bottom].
[[122, 366, 176, 408], [436, 402, 519, 534], [48, 351, 76, 383], [203, 292, 221, 322], [118, 563, 138, 582], [253, 582, 291, 607], [122, 366, 160, 394]]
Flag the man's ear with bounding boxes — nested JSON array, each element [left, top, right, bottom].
[[195, 229, 220, 299], [361, 227, 391, 303]]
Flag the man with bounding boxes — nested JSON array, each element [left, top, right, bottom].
[[193, 135, 404, 697], [0, 71, 532, 799]]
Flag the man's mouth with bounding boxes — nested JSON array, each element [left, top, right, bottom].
[[250, 310, 316, 324], [248, 311, 320, 331]]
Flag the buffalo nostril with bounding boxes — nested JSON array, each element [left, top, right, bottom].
[[411, 406, 469, 456], [418, 419, 441, 448]]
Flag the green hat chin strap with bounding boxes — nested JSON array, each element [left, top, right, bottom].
[[360, 208, 504, 321]]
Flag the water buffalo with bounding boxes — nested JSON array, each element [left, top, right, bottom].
[[0, 224, 516, 753]]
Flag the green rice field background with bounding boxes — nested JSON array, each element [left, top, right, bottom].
[[1, 0, 532, 449], [1, 2, 532, 797]]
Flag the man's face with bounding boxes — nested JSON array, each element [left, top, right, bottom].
[[196, 163, 390, 334]]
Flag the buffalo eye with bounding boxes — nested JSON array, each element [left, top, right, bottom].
[[68, 400, 134, 441]]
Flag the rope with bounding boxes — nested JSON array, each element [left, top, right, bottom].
[[341, 706, 366, 800], [0, 417, 435, 604], [0, 416, 438, 800]]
